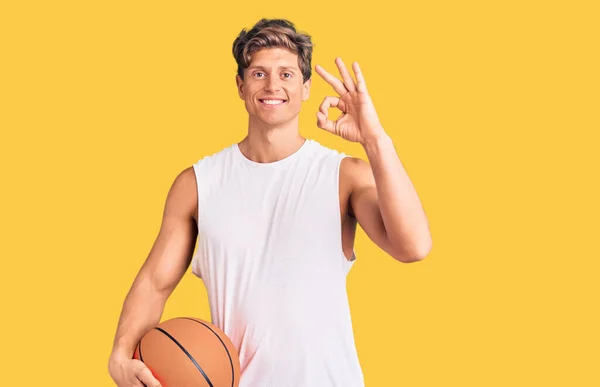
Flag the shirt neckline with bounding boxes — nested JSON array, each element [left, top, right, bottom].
[[233, 139, 311, 168]]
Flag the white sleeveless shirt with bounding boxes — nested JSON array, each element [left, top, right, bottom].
[[191, 139, 364, 387]]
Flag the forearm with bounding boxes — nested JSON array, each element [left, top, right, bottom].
[[109, 277, 168, 361], [362, 133, 431, 259]]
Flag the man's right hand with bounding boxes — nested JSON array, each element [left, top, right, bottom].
[[108, 353, 162, 387]]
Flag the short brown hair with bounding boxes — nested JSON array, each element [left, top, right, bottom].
[[232, 18, 314, 83]]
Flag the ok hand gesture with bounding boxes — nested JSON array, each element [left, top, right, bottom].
[[315, 58, 386, 145]]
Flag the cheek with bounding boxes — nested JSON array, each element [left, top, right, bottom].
[[290, 86, 304, 101]]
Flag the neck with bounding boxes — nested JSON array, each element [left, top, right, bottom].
[[239, 116, 305, 163]]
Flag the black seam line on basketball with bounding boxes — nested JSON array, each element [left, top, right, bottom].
[[139, 340, 144, 362], [154, 327, 214, 387], [181, 317, 236, 387]]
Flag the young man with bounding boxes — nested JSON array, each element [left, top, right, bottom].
[[108, 18, 431, 387]]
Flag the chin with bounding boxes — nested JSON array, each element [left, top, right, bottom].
[[258, 114, 293, 126], [261, 119, 289, 127]]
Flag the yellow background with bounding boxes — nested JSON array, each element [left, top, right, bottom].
[[1, 0, 598, 385]]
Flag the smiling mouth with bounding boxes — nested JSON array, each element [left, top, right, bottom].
[[259, 99, 287, 106]]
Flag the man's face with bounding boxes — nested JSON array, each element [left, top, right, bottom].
[[236, 47, 311, 127]]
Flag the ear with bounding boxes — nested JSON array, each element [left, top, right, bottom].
[[302, 78, 312, 102], [236, 74, 244, 100]]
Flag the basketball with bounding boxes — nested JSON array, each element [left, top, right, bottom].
[[132, 317, 241, 387]]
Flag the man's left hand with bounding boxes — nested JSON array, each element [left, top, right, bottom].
[[315, 58, 386, 145]]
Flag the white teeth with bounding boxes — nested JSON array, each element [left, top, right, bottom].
[[262, 100, 285, 105]]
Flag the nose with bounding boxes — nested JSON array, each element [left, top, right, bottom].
[[264, 76, 282, 92]]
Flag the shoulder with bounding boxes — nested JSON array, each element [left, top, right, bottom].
[[308, 139, 375, 190], [175, 166, 197, 187], [340, 156, 375, 188], [172, 144, 238, 221], [165, 166, 198, 221], [193, 143, 236, 168], [306, 140, 373, 181]]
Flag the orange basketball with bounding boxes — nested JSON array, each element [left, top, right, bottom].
[[133, 317, 241, 387]]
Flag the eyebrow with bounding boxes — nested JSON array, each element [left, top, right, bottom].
[[247, 65, 298, 72]]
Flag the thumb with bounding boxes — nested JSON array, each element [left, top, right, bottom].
[[316, 111, 336, 134]]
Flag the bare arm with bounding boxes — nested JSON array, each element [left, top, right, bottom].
[[314, 58, 431, 263], [344, 135, 432, 263], [109, 166, 198, 363]]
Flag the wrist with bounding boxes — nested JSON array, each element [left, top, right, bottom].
[[361, 132, 392, 150], [109, 350, 130, 367]]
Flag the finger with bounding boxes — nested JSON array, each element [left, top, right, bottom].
[[316, 111, 336, 133], [352, 61, 368, 93], [131, 379, 145, 387], [136, 366, 162, 387], [318, 96, 342, 117], [315, 64, 348, 96], [335, 57, 357, 93]]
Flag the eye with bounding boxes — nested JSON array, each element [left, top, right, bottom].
[[254, 72, 265, 78], [283, 72, 292, 78]]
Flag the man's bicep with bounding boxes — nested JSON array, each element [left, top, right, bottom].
[[139, 167, 199, 296], [345, 158, 397, 258]]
